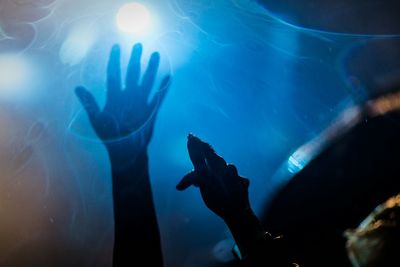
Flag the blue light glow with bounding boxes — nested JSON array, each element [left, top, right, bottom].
[[60, 21, 98, 66], [2, 0, 400, 266], [116, 3, 152, 34]]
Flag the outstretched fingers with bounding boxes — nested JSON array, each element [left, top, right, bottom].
[[141, 52, 160, 99], [126, 43, 143, 91], [106, 44, 122, 104], [140, 75, 172, 141], [149, 75, 171, 111], [202, 141, 227, 176], [75, 86, 101, 123], [187, 134, 228, 176], [187, 134, 209, 174]]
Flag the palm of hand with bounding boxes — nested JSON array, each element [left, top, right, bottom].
[[76, 44, 170, 147], [199, 171, 250, 219], [177, 135, 251, 220]]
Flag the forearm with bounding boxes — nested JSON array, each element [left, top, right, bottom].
[[224, 210, 268, 257], [109, 150, 163, 266], [225, 211, 293, 266]]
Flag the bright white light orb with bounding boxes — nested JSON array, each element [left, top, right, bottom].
[[0, 54, 31, 94], [116, 3, 152, 34]]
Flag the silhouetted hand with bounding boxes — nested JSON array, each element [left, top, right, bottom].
[[177, 135, 295, 266], [74, 43, 169, 266], [75, 43, 171, 156], [177, 134, 251, 221]]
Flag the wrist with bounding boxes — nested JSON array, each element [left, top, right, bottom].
[[224, 209, 264, 237], [106, 139, 148, 170], [224, 209, 268, 257], [107, 140, 150, 192], [223, 208, 256, 225]]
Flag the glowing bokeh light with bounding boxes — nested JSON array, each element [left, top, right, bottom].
[[0, 54, 32, 97], [116, 3, 152, 34], [60, 22, 98, 66]]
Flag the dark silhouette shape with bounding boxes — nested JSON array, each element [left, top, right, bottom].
[[345, 193, 400, 267], [177, 134, 295, 266], [262, 92, 400, 267], [76, 43, 171, 266]]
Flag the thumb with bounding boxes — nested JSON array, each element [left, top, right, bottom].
[[75, 86, 100, 121], [176, 171, 200, 191]]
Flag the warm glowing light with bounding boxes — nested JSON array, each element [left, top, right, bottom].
[[116, 3, 152, 34]]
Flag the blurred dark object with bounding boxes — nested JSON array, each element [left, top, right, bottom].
[[261, 91, 400, 266], [343, 39, 400, 102], [345, 194, 400, 267]]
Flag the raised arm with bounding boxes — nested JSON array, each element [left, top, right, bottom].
[[75, 43, 170, 266], [177, 134, 295, 266]]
